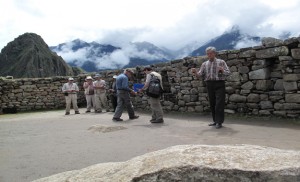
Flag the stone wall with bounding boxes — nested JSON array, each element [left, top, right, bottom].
[[1, 37, 300, 118]]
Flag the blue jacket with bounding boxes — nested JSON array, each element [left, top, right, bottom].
[[116, 73, 130, 91]]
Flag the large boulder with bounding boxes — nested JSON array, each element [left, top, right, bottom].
[[229, 94, 247, 102], [249, 68, 270, 80], [256, 46, 289, 59], [33, 145, 300, 182], [291, 48, 300, 59], [261, 37, 284, 47]]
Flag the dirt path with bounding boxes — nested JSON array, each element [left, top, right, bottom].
[[0, 109, 299, 182]]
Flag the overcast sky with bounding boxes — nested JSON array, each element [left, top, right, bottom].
[[1, 0, 300, 50]]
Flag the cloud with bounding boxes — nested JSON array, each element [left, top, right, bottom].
[[95, 50, 130, 69], [234, 38, 261, 50], [1, 0, 300, 51], [97, 29, 148, 47], [134, 0, 300, 50], [53, 41, 170, 70]]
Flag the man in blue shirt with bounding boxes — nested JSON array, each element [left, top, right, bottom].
[[112, 68, 139, 121]]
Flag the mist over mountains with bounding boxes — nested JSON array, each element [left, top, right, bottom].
[[50, 40, 174, 72], [50, 26, 263, 72]]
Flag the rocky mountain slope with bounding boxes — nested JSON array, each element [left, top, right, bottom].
[[191, 26, 260, 56], [0, 33, 76, 78]]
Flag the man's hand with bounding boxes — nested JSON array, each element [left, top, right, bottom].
[[130, 90, 137, 96], [218, 67, 224, 73], [138, 89, 144, 93], [191, 68, 197, 74]]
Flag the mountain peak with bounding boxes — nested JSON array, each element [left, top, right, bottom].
[[0, 33, 74, 78], [190, 26, 260, 56]]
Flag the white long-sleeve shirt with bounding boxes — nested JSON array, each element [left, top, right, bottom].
[[62, 82, 79, 94]]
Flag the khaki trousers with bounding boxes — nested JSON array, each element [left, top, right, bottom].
[[85, 94, 95, 111], [65, 94, 79, 112], [95, 93, 108, 111], [149, 97, 163, 120]]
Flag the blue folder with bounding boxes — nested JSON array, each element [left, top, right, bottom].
[[133, 83, 144, 92]]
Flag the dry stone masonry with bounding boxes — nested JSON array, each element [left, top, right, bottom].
[[1, 36, 300, 118]]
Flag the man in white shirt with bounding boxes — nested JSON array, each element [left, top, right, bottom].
[[93, 74, 109, 113], [62, 77, 80, 115]]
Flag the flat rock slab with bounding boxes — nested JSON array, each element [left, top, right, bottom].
[[33, 145, 300, 182], [88, 125, 127, 133]]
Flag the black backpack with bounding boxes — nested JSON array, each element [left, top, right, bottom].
[[146, 74, 162, 98]]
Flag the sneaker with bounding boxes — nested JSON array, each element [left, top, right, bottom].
[[85, 110, 91, 113], [112, 118, 123, 122], [65, 112, 70, 115], [208, 122, 216, 126], [129, 115, 139, 120], [75, 111, 80, 114], [151, 118, 164, 123]]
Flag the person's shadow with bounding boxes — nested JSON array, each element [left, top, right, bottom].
[[198, 125, 239, 137]]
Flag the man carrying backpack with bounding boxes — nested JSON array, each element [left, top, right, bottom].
[[139, 67, 164, 123]]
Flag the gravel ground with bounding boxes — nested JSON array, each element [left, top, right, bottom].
[[0, 109, 299, 182]]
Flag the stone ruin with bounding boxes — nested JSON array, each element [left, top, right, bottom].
[[1, 37, 300, 118]]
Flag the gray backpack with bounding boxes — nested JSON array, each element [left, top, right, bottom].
[[146, 74, 162, 98]]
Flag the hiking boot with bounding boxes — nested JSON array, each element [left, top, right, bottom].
[[151, 118, 164, 123], [150, 118, 156, 122], [86, 110, 91, 113], [129, 115, 139, 120], [112, 118, 123, 122], [75, 111, 80, 114], [65, 112, 70, 115], [95, 110, 102, 113], [208, 122, 216, 126], [216, 123, 223, 129]]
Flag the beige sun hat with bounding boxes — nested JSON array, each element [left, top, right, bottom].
[[86, 76, 92, 80]]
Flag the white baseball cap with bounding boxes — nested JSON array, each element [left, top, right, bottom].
[[94, 74, 101, 78], [68, 77, 74, 81], [86, 76, 92, 80], [113, 75, 117, 79]]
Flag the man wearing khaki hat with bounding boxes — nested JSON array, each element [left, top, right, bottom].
[[93, 74, 109, 113], [83, 76, 95, 113], [62, 77, 80, 115]]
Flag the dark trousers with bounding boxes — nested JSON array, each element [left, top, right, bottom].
[[113, 90, 135, 118], [110, 95, 117, 111], [206, 81, 225, 124]]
